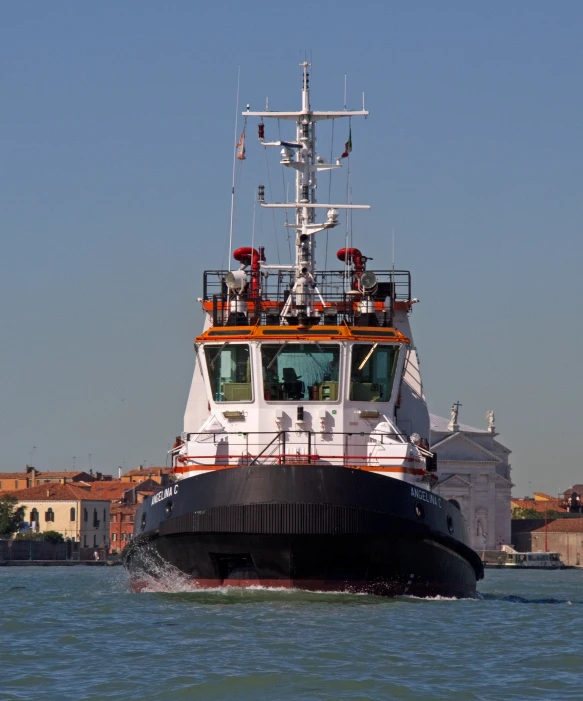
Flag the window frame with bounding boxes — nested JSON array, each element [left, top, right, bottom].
[[203, 343, 254, 403], [260, 342, 342, 403], [348, 343, 401, 404]]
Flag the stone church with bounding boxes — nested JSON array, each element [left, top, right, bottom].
[[430, 405, 512, 551]]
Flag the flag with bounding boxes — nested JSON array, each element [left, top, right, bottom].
[[236, 128, 246, 160], [341, 127, 352, 158]]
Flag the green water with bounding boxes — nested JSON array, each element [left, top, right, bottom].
[[1, 567, 581, 700]]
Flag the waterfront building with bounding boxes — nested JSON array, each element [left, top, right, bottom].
[[0, 466, 100, 490], [430, 407, 512, 551], [119, 466, 172, 485], [88, 478, 160, 553], [511, 493, 567, 516], [6, 483, 110, 548], [513, 517, 583, 566]]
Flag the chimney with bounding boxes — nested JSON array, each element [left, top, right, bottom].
[[46, 489, 50, 498]]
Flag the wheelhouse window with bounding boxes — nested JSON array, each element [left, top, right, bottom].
[[261, 343, 340, 401], [349, 344, 399, 402], [204, 344, 252, 402]]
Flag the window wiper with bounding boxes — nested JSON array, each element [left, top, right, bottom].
[[209, 343, 229, 370], [266, 342, 288, 370], [358, 343, 378, 371]]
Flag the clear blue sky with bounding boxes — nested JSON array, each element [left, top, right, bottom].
[[1, 2, 581, 495]]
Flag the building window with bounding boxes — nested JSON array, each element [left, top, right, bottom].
[[103, 509, 106, 523], [83, 535, 87, 547], [30, 508, 39, 528], [45, 508, 55, 522], [14, 480, 18, 489], [93, 535, 97, 547], [93, 509, 99, 528], [0, 481, 2, 490], [129, 514, 134, 523], [112, 533, 117, 542], [84, 508, 88, 522], [70, 507, 76, 521]]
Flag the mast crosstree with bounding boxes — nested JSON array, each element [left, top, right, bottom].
[[244, 62, 369, 322]]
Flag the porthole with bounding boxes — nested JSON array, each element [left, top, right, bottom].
[[141, 513, 147, 531], [164, 501, 173, 518], [447, 515, 454, 534], [415, 503, 424, 519]]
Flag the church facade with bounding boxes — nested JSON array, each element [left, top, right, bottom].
[[430, 407, 512, 551]]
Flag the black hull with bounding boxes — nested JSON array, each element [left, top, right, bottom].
[[123, 465, 483, 598]]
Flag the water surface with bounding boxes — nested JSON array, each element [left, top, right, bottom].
[[1, 567, 582, 700]]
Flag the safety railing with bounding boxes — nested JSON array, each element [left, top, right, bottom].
[[175, 430, 434, 471], [203, 269, 412, 327]]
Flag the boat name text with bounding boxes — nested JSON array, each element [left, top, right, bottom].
[[151, 485, 179, 505], [410, 487, 442, 508]]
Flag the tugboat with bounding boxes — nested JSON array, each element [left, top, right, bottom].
[[123, 64, 484, 597]]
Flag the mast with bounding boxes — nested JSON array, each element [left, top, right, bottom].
[[244, 62, 370, 323]]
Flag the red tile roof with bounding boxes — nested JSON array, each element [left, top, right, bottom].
[[4, 483, 110, 502], [89, 479, 160, 501], [0, 470, 94, 481], [122, 467, 171, 477], [89, 481, 130, 500], [512, 498, 566, 513], [532, 518, 583, 533]]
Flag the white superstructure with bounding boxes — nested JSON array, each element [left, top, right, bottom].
[[175, 64, 434, 487]]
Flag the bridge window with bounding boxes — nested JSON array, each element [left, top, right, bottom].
[[204, 344, 252, 402], [261, 343, 340, 401], [349, 344, 399, 402]]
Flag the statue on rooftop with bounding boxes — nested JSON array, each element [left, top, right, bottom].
[[486, 410, 495, 432]]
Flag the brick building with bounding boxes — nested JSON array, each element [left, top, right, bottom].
[[0, 466, 101, 491], [89, 477, 164, 553]]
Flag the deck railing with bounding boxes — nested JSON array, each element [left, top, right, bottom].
[[174, 430, 436, 472]]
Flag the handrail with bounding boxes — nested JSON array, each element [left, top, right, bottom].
[[248, 431, 284, 466]]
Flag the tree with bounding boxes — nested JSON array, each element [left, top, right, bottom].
[[0, 496, 26, 536], [43, 530, 64, 544], [512, 507, 559, 520], [14, 530, 64, 542]]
